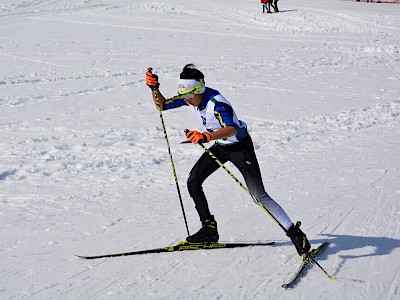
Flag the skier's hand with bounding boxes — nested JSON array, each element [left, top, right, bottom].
[[146, 67, 159, 90], [185, 129, 211, 144]]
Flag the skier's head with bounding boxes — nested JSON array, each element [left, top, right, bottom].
[[178, 64, 206, 99], [180, 64, 204, 81]]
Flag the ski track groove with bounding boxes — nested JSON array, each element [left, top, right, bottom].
[[66, 259, 108, 281], [25, 14, 271, 41], [76, 253, 170, 299], [366, 168, 393, 238], [130, 251, 199, 299], [0, 0, 108, 18], [88, 254, 170, 300], [238, 277, 247, 300], [385, 59, 400, 81], [0, 68, 140, 86], [317, 8, 400, 33], [331, 207, 355, 234], [388, 266, 400, 297]]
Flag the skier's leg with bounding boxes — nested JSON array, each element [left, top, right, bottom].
[[268, 0, 272, 13], [228, 135, 293, 230], [187, 144, 227, 221], [228, 135, 310, 254], [186, 144, 228, 243], [273, 0, 279, 12], [270, 0, 275, 11]]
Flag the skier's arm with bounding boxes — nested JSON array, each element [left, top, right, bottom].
[[185, 126, 237, 144], [145, 68, 187, 111], [150, 89, 167, 111], [208, 126, 237, 140], [146, 68, 167, 110], [211, 101, 238, 139]]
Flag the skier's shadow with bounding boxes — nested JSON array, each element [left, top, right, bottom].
[[276, 9, 298, 14], [282, 233, 400, 288], [318, 233, 400, 258], [314, 233, 400, 276]]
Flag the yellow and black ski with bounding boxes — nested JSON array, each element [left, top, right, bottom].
[[282, 241, 333, 288], [76, 241, 275, 260]]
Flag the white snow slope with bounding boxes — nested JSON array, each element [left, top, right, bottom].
[[1, 0, 400, 299]]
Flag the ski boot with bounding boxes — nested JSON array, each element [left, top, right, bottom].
[[287, 221, 311, 256], [186, 216, 219, 243]]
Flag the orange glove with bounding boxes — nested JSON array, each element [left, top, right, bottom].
[[146, 67, 159, 90], [185, 129, 211, 144]]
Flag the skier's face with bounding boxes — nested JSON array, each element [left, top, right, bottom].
[[184, 93, 203, 107]]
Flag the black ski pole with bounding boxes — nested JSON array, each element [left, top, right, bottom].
[[150, 72, 190, 236]]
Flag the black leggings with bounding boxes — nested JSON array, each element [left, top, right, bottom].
[[188, 135, 269, 220], [187, 135, 293, 230]]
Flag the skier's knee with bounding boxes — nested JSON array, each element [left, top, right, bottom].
[[257, 192, 274, 206], [187, 173, 202, 195]]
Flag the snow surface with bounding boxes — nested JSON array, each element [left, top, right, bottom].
[[1, 0, 400, 299]]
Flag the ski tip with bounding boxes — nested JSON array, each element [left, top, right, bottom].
[[330, 275, 337, 280]]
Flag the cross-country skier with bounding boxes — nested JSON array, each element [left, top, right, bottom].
[[145, 64, 310, 255]]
